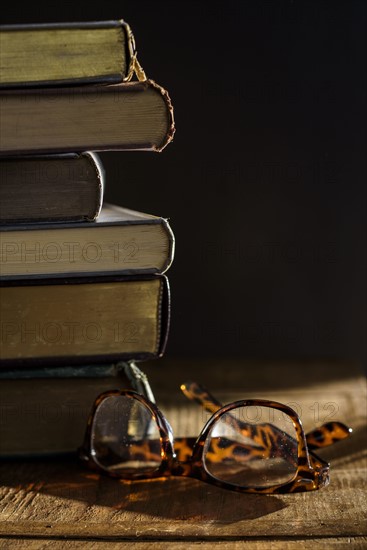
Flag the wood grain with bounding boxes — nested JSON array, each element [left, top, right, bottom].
[[0, 539, 366, 549]]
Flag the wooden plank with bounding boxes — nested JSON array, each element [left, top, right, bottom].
[[0, 538, 366, 549], [0, 454, 365, 538]]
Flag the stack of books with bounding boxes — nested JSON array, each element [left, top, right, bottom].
[[0, 19, 175, 456]]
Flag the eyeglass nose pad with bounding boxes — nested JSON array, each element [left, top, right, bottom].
[[163, 416, 175, 446]]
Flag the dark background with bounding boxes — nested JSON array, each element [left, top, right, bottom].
[[3, 1, 366, 369]]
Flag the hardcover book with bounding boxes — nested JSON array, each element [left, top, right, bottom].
[[0, 274, 170, 367], [0, 152, 104, 223], [0, 19, 143, 88], [0, 203, 175, 278], [0, 361, 154, 456], [0, 80, 175, 155]]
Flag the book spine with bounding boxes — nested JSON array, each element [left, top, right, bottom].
[[149, 80, 176, 152], [120, 19, 146, 83], [83, 152, 104, 221]]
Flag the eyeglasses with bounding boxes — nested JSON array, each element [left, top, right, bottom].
[[79, 380, 352, 494]]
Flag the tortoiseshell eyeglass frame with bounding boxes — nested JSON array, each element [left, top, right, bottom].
[[79, 381, 352, 494]]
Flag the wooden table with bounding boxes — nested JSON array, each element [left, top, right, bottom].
[[0, 359, 366, 548]]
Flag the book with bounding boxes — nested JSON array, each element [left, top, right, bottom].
[[0, 361, 155, 456], [0, 274, 170, 367], [0, 203, 174, 278], [0, 19, 145, 88], [0, 79, 175, 156], [0, 152, 104, 224]]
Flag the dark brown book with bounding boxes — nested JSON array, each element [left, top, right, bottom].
[[0, 152, 104, 223], [0, 274, 170, 368], [0, 361, 155, 456], [0, 80, 175, 156]]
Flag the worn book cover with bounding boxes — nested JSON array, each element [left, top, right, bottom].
[[0, 361, 153, 456], [0, 80, 175, 155], [0, 152, 104, 223]]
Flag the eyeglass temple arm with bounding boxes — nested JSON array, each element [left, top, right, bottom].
[[304, 421, 352, 449], [180, 381, 351, 450], [119, 361, 156, 403], [181, 381, 295, 457]]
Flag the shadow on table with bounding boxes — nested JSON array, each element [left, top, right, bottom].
[[0, 456, 287, 521], [1, 423, 365, 522]]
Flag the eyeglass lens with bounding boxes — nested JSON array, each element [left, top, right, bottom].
[[203, 405, 299, 488], [91, 394, 162, 474]]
